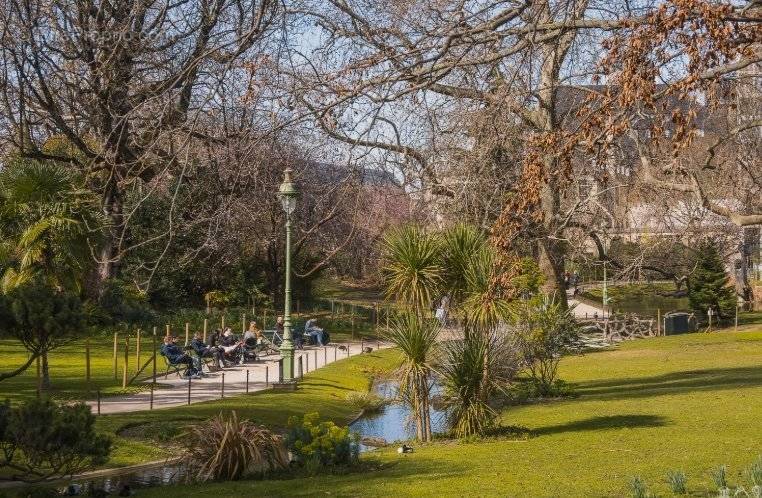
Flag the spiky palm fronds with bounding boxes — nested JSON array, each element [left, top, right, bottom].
[[180, 411, 289, 482], [386, 310, 440, 441], [460, 244, 512, 335], [381, 225, 443, 313], [0, 161, 104, 292], [441, 224, 485, 302], [438, 330, 519, 438]]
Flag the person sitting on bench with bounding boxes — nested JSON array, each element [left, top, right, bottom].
[[304, 318, 326, 346], [190, 332, 224, 369], [160, 336, 200, 378]]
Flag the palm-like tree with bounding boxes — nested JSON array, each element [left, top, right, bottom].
[[439, 329, 518, 438], [386, 311, 440, 442], [0, 160, 103, 293], [381, 225, 443, 314]]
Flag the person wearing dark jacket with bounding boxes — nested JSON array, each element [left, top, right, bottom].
[[160, 336, 199, 378], [190, 332, 224, 369]]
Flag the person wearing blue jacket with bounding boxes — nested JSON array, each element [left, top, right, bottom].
[[160, 336, 199, 378]]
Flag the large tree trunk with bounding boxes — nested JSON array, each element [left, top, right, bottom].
[[538, 237, 568, 309], [96, 186, 124, 295]]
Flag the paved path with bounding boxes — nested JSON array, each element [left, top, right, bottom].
[[568, 297, 610, 319], [88, 340, 388, 415]]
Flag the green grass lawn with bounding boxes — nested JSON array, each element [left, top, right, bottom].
[[132, 328, 762, 497]]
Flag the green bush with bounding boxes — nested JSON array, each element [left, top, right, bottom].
[[285, 412, 359, 468], [0, 398, 111, 481], [687, 241, 736, 319], [666, 469, 687, 494]]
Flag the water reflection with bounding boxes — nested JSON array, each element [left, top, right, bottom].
[[350, 380, 447, 450]]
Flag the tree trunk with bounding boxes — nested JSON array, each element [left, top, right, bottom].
[[96, 185, 124, 295], [538, 237, 568, 309], [41, 351, 51, 390]]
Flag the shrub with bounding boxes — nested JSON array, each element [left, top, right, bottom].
[[0, 398, 111, 481], [345, 391, 387, 413], [712, 465, 729, 490], [666, 469, 687, 494], [179, 411, 287, 482], [687, 240, 736, 319], [508, 296, 580, 396], [747, 455, 762, 487], [285, 412, 359, 467], [629, 476, 649, 498], [438, 330, 519, 438]]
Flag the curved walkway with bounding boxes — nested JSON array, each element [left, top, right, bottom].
[[88, 340, 388, 415]]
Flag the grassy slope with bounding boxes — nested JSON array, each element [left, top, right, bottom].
[[140, 329, 762, 497]]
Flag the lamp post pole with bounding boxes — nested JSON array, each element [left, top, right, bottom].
[[276, 168, 297, 388]]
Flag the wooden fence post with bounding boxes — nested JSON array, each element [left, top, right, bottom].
[[85, 338, 91, 395], [242, 313, 246, 334], [185, 323, 190, 346], [165, 324, 170, 338], [122, 335, 129, 388], [113, 332, 118, 380], [135, 330, 141, 373], [221, 315, 225, 331], [656, 309, 661, 336], [203, 318, 208, 343]]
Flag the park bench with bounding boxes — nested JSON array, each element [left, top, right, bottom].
[[159, 351, 184, 379]]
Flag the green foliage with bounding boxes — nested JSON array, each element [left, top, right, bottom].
[[385, 311, 440, 441], [95, 279, 156, 326], [688, 241, 736, 319], [748, 456, 762, 487], [345, 391, 387, 413], [712, 464, 728, 490], [0, 159, 104, 293], [381, 225, 443, 312], [441, 224, 486, 303], [205, 290, 232, 309], [285, 412, 359, 467], [0, 398, 110, 481], [508, 296, 580, 396], [438, 330, 519, 438], [666, 469, 687, 494], [0, 281, 86, 382], [629, 476, 649, 498], [180, 411, 288, 482]]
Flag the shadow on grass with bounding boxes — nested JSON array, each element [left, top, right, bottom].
[[534, 414, 669, 436], [577, 366, 762, 401]]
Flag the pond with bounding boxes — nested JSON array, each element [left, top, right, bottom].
[[350, 380, 447, 450]]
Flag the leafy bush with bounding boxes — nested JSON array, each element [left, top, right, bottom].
[[748, 456, 762, 487], [666, 469, 687, 494], [0, 398, 111, 481], [285, 412, 359, 468], [508, 296, 580, 396], [179, 411, 288, 482], [345, 391, 387, 413]]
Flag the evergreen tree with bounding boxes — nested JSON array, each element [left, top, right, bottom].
[[687, 241, 737, 320]]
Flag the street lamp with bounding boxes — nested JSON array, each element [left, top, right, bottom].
[[277, 167, 298, 387]]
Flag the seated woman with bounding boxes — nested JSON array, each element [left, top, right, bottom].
[[190, 331, 224, 370], [160, 336, 200, 378], [303, 318, 327, 346], [219, 328, 244, 365]]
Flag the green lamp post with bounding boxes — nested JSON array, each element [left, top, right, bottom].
[[278, 167, 298, 386]]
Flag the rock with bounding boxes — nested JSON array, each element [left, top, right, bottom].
[[361, 436, 388, 447]]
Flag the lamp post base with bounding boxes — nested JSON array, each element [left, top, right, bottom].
[[271, 380, 298, 391]]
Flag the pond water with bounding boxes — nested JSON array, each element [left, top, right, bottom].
[[350, 380, 447, 450], [13, 463, 186, 496], [604, 295, 690, 318]]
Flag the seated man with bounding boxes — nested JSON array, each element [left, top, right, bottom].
[[190, 331, 224, 370], [303, 318, 326, 346], [219, 328, 244, 365], [160, 336, 200, 378]]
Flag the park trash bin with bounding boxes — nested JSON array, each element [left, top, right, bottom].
[[664, 312, 691, 335]]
